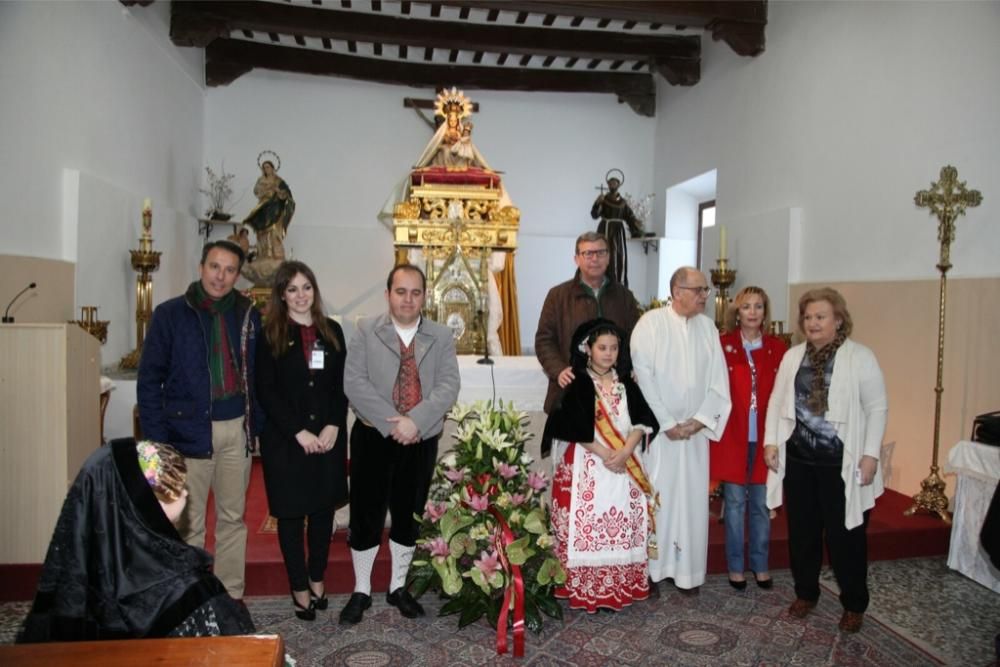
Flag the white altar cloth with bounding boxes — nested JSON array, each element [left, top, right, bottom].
[[945, 440, 1000, 593], [456, 354, 547, 411]]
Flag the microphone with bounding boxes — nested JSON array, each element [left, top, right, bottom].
[[476, 310, 494, 366], [2, 282, 37, 323]]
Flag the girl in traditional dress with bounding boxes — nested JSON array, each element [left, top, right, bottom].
[[542, 318, 660, 612]]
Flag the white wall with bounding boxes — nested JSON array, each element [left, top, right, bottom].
[[648, 0, 1000, 497], [203, 73, 657, 349], [0, 1, 205, 361], [652, 0, 1000, 301]]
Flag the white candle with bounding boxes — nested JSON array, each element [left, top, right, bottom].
[[142, 198, 152, 212], [719, 225, 727, 260]]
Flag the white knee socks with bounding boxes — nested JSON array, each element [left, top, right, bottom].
[[350, 545, 379, 595], [389, 540, 415, 593]]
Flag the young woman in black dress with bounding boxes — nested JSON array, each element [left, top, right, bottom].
[[256, 261, 348, 620]]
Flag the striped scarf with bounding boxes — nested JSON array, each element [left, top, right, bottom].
[[192, 282, 240, 401]]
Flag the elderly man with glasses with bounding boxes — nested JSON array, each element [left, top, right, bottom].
[[630, 266, 732, 596], [535, 231, 642, 416]]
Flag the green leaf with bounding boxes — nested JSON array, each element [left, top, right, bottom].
[[441, 569, 463, 596], [505, 536, 536, 565], [548, 558, 567, 585], [485, 596, 501, 628], [458, 600, 486, 628], [536, 557, 560, 585], [440, 508, 474, 542], [409, 574, 432, 598], [488, 570, 506, 590], [469, 568, 492, 595], [440, 597, 465, 617], [448, 533, 470, 558], [523, 594, 543, 633], [432, 557, 463, 596], [534, 590, 562, 619], [523, 508, 547, 534]]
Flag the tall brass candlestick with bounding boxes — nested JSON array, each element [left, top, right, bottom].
[[904, 166, 982, 523], [119, 204, 162, 370], [710, 257, 736, 330]]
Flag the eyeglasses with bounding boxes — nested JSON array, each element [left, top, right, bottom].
[[677, 285, 713, 296], [577, 249, 609, 259]]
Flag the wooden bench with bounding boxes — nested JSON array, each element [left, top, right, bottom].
[[0, 634, 284, 666]]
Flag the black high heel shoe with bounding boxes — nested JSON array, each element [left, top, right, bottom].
[[292, 591, 316, 621], [752, 572, 773, 590], [309, 587, 329, 611]]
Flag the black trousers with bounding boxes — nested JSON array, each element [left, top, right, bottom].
[[347, 422, 438, 551], [276, 509, 334, 591], [784, 457, 871, 613]]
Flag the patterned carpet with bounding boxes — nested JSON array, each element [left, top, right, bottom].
[[2, 557, 997, 666]]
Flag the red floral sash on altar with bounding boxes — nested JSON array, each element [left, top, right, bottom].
[[593, 398, 660, 559]]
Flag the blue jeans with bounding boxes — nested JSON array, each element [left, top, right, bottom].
[[723, 443, 770, 574]]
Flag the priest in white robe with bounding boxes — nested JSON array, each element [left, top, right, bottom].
[[631, 266, 731, 591]]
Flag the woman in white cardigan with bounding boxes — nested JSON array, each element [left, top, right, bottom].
[[762, 288, 887, 634]]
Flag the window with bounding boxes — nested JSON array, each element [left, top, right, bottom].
[[697, 200, 716, 269]]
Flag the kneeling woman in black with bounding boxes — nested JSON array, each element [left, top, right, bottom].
[[18, 439, 254, 642], [256, 260, 348, 620]]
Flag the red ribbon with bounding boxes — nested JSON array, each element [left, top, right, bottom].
[[488, 506, 525, 657]]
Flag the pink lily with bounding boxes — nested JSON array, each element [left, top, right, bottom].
[[468, 492, 489, 512], [510, 492, 527, 507], [527, 471, 548, 491], [474, 550, 502, 576], [443, 467, 467, 483], [427, 537, 450, 559], [425, 501, 448, 521], [497, 462, 519, 480]]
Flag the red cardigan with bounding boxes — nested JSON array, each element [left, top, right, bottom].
[[709, 330, 788, 485]]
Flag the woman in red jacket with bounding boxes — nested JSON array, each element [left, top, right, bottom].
[[711, 286, 787, 589]]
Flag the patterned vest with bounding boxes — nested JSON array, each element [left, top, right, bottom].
[[392, 337, 422, 414]]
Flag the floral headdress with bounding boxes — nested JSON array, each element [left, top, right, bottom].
[[136, 440, 162, 489], [135, 440, 186, 503]]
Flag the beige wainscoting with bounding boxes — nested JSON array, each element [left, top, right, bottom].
[[786, 278, 999, 498], [0, 255, 75, 323], [0, 324, 100, 562]]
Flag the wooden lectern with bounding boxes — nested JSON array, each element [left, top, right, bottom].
[[0, 324, 100, 563]]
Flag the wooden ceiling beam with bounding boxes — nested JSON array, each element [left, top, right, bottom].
[[435, 1, 765, 26], [171, 0, 699, 63], [205, 38, 656, 116], [437, 1, 767, 56]]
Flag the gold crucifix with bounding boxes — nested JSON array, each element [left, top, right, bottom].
[[914, 165, 983, 272], [904, 165, 982, 523]]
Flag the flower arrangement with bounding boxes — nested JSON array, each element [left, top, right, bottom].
[[409, 400, 565, 652], [199, 163, 236, 220], [641, 296, 671, 314], [624, 191, 655, 233]]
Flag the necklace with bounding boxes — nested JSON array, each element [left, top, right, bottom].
[[587, 363, 614, 377]]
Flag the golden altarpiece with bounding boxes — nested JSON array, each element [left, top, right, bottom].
[[389, 89, 519, 354]]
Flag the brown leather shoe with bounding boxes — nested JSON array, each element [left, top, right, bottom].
[[787, 598, 817, 618], [839, 610, 864, 633]]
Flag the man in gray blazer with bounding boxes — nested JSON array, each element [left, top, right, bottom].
[[339, 264, 460, 625]]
